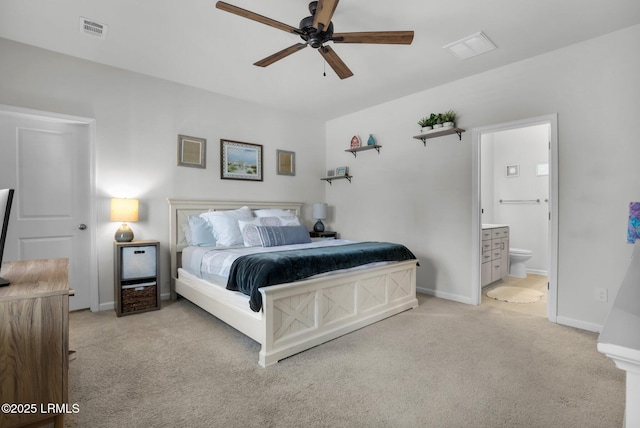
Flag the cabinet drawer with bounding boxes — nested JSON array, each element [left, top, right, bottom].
[[492, 227, 509, 239], [482, 240, 492, 253], [492, 240, 503, 250], [121, 245, 157, 279], [121, 283, 157, 313], [482, 252, 492, 262], [491, 259, 503, 281], [482, 230, 492, 240], [491, 249, 502, 261]]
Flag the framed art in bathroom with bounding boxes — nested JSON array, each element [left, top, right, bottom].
[[505, 164, 519, 177]]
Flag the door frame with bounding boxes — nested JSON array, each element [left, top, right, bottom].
[[0, 104, 98, 312], [471, 114, 558, 322]]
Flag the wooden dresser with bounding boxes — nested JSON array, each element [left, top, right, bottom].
[[0, 258, 70, 428]]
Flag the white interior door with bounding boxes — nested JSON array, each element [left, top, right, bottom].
[[0, 111, 92, 310]]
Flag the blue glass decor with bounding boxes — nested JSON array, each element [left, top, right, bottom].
[[367, 134, 375, 146]]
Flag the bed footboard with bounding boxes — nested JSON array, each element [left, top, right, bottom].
[[258, 259, 418, 367]]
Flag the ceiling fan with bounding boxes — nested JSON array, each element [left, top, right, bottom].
[[215, 0, 414, 79]]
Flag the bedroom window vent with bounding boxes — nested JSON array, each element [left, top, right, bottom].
[[79, 17, 108, 39]]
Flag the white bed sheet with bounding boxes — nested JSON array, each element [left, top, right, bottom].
[[182, 239, 358, 278]]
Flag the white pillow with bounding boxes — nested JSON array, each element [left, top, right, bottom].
[[200, 206, 253, 247], [238, 216, 301, 246], [254, 208, 294, 217]]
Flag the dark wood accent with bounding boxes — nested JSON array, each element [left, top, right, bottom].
[[255, 43, 308, 67], [318, 45, 353, 79], [333, 31, 414, 45], [215, 1, 301, 35], [114, 241, 160, 316]]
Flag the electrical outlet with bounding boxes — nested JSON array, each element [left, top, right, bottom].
[[596, 287, 608, 302]]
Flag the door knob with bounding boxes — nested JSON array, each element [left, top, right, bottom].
[[78, 224, 87, 230]]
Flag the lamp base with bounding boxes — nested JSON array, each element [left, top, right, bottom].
[[313, 220, 325, 233], [114, 223, 134, 242]]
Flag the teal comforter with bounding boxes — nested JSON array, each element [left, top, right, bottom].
[[226, 242, 418, 312]]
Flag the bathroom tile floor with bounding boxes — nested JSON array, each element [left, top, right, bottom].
[[482, 273, 548, 318]]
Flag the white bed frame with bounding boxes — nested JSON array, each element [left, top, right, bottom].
[[168, 199, 419, 367]]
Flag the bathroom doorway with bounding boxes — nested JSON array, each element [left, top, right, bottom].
[[471, 115, 558, 322]]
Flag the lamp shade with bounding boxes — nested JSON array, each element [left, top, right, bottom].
[[312, 202, 327, 220], [110, 198, 139, 222]]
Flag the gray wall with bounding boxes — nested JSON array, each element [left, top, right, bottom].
[[0, 38, 326, 308], [325, 24, 640, 331], [2, 23, 639, 331]]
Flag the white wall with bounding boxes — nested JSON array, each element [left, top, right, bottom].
[[326, 24, 640, 330], [0, 38, 326, 308], [482, 125, 549, 273]]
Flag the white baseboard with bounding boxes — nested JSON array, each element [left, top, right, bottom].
[[556, 315, 603, 333], [417, 286, 474, 305]]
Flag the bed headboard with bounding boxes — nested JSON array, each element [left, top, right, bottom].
[[167, 199, 303, 298]]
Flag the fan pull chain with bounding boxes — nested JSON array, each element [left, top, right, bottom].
[[323, 59, 326, 77]]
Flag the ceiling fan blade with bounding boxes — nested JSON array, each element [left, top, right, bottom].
[[312, 0, 339, 31], [216, 1, 301, 35], [318, 45, 353, 79], [332, 31, 415, 45], [254, 43, 308, 67]]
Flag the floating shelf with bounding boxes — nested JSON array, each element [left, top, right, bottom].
[[413, 127, 465, 146], [345, 145, 382, 157], [321, 174, 352, 185]]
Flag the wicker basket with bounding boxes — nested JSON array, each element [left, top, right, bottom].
[[121, 284, 157, 313]]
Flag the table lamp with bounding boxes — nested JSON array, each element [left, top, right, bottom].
[[312, 202, 327, 233], [110, 198, 138, 242]]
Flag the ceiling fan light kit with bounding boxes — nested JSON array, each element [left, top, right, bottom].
[[215, 0, 414, 79]]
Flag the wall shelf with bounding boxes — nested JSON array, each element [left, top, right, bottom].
[[321, 174, 352, 185], [413, 127, 465, 146], [345, 145, 381, 157]]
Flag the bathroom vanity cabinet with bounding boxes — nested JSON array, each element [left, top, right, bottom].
[[481, 225, 509, 287]]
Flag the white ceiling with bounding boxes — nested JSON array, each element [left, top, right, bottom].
[[1, 0, 639, 120]]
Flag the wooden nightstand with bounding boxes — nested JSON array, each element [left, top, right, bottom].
[[309, 231, 338, 240], [114, 240, 160, 316]]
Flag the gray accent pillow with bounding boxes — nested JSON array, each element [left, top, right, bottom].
[[257, 225, 311, 247]]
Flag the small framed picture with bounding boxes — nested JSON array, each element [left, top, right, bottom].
[[177, 135, 206, 168], [335, 166, 348, 177], [276, 150, 295, 176], [506, 164, 519, 177], [220, 139, 263, 181], [536, 163, 549, 176], [350, 135, 361, 149]]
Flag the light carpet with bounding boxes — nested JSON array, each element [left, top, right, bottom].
[[61, 294, 624, 428], [486, 285, 544, 303]]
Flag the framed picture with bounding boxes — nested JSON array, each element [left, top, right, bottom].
[[177, 135, 206, 168], [220, 139, 263, 181], [536, 163, 549, 176], [350, 135, 361, 149], [506, 164, 519, 177], [276, 150, 295, 176], [335, 166, 348, 176]]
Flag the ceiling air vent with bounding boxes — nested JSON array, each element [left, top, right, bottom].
[[79, 17, 108, 39], [443, 31, 496, 60]]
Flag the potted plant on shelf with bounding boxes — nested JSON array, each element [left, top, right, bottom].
[[432, 113, 444, 129], [418, 117, 432, 133], [442, 110, 456, 128]]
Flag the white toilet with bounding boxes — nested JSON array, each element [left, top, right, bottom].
[[509, 248, 533, 278]]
